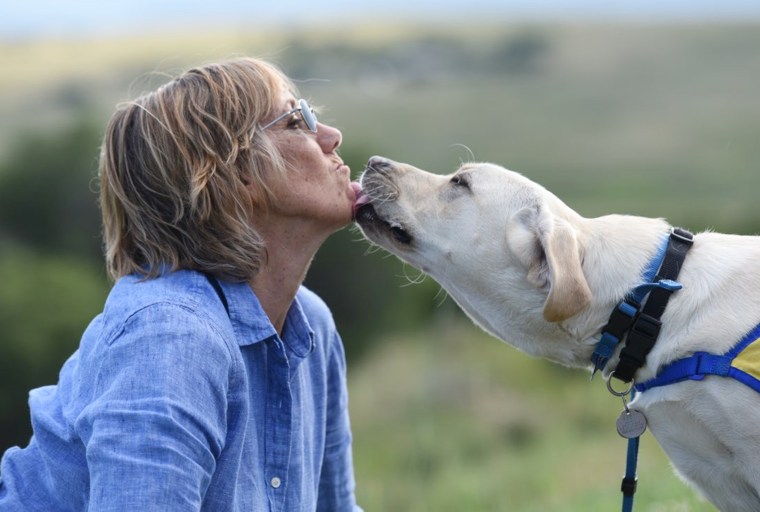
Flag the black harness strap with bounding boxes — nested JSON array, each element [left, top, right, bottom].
[[612, 228, 694, 384]]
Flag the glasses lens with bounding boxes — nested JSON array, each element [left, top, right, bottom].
[[299, 99, 318, 133]]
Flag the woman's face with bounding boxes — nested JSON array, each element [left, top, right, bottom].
[[262, 92, 358, 234]]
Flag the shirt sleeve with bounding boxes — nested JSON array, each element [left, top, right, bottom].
[[316, 330, 363, 512], [74, 303, 232, 512]]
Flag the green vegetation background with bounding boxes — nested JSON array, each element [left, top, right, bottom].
[[3, 22, 759, 510]]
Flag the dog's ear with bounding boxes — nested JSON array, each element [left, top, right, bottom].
[[508, 206, 592, 322]]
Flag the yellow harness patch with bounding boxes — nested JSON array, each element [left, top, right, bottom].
[[732, 336, 760, 381]]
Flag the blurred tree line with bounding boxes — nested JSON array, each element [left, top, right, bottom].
[[0, 120, 105, 448], [281, 30, 549, 82]]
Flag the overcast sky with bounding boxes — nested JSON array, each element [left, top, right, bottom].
[[4, 0, 760, 40]]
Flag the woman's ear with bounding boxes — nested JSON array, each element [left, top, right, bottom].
[[508, 205, 592, 322]]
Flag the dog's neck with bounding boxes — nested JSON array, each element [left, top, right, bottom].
[[444, 206, 760, 377], [543, 215, 760, 379], [573, 215, 673, 368], [453, 213, 672, 370], [579, 214, 673, 323], [549, 214, 673, 369]]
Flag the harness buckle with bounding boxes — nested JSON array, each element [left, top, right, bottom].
[[670, 227, 694, 247], [607, 301, 640, 337], [591, 301, 641, 376], [613, 313, 662, 383], [631, 313, 662, 340]]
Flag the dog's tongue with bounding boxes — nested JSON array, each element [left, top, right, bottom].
[[351, 182, 369, 220]]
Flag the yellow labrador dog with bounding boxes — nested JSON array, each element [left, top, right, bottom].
[[354, 156, 760, 511]]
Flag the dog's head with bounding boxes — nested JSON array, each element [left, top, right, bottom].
[[354, 156, 592, 329]]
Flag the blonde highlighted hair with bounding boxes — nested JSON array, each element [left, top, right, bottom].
[[99, 57, 294, 282]]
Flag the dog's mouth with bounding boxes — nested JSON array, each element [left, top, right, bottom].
[[353, 156, 415, 247], [355, 203, 414, 246]]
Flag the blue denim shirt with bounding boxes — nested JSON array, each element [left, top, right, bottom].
[[0, 270, 361, 511]]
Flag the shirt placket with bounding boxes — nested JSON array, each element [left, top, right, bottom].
[[265, 337, 292, 511]]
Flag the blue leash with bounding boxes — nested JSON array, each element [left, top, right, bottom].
[[621, 390, 639, 512]]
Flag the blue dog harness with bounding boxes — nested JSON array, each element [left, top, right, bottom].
[[635, 321, 760, 393]]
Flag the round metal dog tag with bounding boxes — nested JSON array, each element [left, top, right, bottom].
[[616, 409, 647, 439]]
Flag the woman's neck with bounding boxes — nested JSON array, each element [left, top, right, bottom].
[[249, 220, 328, 334]]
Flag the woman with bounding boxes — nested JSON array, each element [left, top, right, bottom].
[[0, 58, 363, 511]]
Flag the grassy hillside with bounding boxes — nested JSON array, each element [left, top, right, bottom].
[[351, 319, 715, 511]]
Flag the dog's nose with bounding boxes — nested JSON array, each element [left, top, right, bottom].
[[367, 155, 391, 170]]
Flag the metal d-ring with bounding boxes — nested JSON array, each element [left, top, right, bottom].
[[606, 373, 634, 397]]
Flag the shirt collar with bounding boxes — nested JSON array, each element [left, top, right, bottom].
[[280, 294, 315, 359], [216, 280, 314, 358]]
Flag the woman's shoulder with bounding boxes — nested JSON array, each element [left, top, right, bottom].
[[101, 270, 234, 344], [108, 269, 222, 309], [69, 271, 241, 391]]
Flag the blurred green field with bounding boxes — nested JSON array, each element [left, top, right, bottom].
[[350, 318, 715, 511], [2, 21, 757, 511]]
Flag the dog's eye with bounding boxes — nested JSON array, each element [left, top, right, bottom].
[[450, 174, 470, 189]]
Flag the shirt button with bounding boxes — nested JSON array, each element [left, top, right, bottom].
[[271, 477, 281, 489]]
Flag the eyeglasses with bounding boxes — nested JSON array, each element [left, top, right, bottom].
[[261, 99, 318, 133]]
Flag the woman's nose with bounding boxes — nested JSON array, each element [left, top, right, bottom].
[[317, 122, 341, 153]]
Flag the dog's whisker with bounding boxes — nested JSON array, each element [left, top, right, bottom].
[[399, 264, 427, 287], [365, 191, 397, 204], [450, 142, 476, 164], [433, 285, 449, 307], [362, 244, 383, 256]]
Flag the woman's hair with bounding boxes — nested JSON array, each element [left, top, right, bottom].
[[99, 57, 294, 282]]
